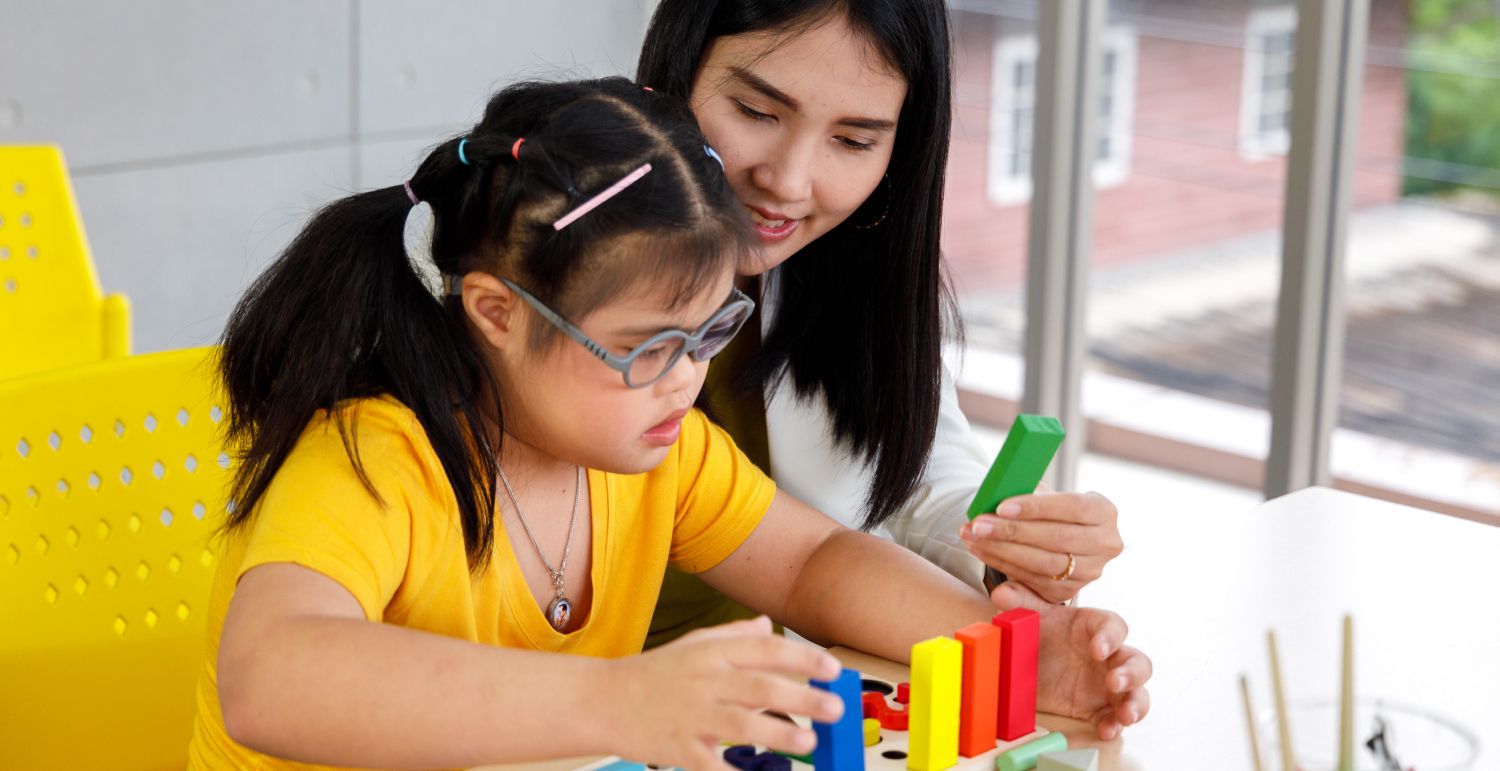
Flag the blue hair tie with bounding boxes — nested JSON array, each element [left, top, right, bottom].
[[457, 138, 471, 166], [704, 144, 724, 169]]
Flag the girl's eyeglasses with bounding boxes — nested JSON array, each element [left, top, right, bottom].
[[501, 279, 756, 389]]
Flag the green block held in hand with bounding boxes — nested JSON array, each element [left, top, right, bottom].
[[965, 414, 1065, 521]]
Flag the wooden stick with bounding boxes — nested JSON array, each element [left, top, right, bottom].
[[1240, 674, 1266, 771], [1268, 630, 1296, 771], [1338, 614, 1355, 771]]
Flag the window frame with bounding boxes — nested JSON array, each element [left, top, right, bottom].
[[987, 25, 1138, 206], [1240, 5, 1298, 159]]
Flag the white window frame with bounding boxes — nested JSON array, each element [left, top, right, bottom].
[[1094, 29, 1137, 189], [987, 26, 1138, 207], [1240, 5, 1298, 159]]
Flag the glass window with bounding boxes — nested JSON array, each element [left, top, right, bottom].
[[944, 2, 1038, 396], [1082, 1, 1301, 485], [1332, 0, 1500, 520]]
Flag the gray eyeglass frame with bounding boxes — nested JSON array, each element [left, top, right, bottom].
[[501, 278, 756, 388]]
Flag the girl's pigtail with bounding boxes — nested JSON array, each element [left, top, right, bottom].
[[219, 183, 498, 564], [509, 136, 582, 205]]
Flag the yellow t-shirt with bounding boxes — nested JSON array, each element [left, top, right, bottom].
[[187, 396, 774, 770]]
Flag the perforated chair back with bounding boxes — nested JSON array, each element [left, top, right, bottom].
[[0, 145, 131, 380], [0, 347, 227, 771]]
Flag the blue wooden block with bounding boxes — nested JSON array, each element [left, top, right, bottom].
[[592, 761, 647, 771], [811, 667, 865, 771]]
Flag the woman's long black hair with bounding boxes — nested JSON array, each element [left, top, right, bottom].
[[638, 0, 960, 531], [218, 77, 754, 568]]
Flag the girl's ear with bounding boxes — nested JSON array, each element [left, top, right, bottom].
[[462, 271, 521, 349]]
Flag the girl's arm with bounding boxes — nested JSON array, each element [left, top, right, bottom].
[[218, 563, 842, 769], [698, 490, 1153, 740]]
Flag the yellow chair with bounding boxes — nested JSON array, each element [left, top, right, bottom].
[[0, 145, 131, 380], [0, 347, 227, 771]]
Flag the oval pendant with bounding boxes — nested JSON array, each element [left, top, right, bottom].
[[546, 596, 572, 631]]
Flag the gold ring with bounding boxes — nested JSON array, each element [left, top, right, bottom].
[[1052, 552, 1076, 582]]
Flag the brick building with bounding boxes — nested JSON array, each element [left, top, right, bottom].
[[941, 0, 1411, 295]]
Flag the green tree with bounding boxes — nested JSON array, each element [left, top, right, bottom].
[[1403, 0, 1500, 198]]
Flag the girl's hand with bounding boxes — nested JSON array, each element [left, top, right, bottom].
[[605, 616, 845, 769], [990, 582, 1152, 740], [960, 489, 1124, 604]]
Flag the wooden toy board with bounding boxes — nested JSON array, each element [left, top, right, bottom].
[[575, 715, 1048, 770], [539, 646, 1100, 771]]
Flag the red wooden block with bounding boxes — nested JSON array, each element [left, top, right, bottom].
[[994, 608, 1040, 741], [956, 622, 1001, 757], [896, 682, 910, 705], [861, 690, 909, 731]]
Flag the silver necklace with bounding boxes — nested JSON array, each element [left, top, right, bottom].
[[497, 464, 582, 632]]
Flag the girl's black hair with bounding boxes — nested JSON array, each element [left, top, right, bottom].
[[218, 76, 754, 568], [638, 0, 960, 531]]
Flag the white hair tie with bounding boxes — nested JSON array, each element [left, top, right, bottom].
[[402, 200, 446, 300]]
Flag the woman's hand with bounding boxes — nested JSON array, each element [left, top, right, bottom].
[[991, 582, 1152, 740], [604, 616, 845, 770], [959, 489, 1123, 604]]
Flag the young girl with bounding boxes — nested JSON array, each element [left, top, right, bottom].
[[189, 77, 1149, 771]]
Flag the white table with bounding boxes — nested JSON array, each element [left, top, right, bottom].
[[1081, 485, 1498, 770]]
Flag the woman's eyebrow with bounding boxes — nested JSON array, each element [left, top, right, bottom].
[[728, 66, 801, 110], [727, 67, 896, 132]]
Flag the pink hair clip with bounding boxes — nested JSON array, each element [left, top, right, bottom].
[[552, 163, 652, 231]]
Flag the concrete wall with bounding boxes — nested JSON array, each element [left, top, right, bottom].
[[1, 0, 654, 352]]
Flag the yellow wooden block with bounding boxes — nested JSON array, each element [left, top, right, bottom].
[[864, 717, 881, 746], [908, 636, 963, 771]]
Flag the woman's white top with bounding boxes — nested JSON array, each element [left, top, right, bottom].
[[759, 271, 992, 590]]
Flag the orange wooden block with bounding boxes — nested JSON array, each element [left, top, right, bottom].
[[955, 622, 1001, 757]]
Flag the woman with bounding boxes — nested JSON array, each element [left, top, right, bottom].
[[639, 0, 1127, 646]]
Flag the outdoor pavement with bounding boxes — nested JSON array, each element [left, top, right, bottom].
[[955, 199, 1500, 513]]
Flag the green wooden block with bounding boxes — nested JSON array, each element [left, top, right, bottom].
[[773, 747, 813, 765], [965, 414, 1065, 521], [996, 732, 1068, 771]]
